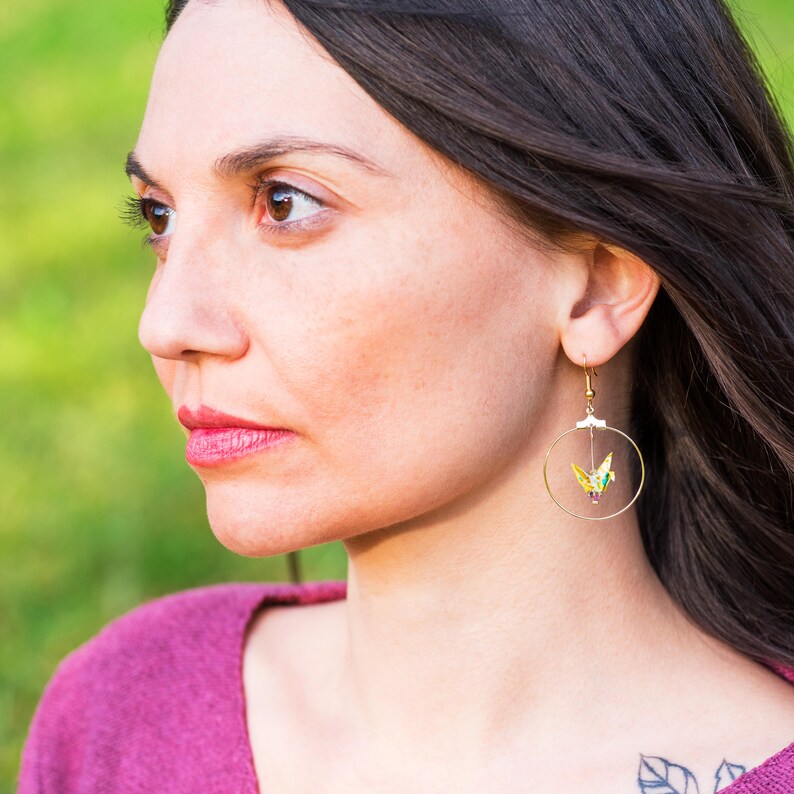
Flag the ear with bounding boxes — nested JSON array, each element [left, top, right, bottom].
[[558, 242, 661, 368]]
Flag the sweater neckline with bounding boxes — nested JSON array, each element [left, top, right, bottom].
[[236, 580, 349, 793], [233, 580, 794, 793]]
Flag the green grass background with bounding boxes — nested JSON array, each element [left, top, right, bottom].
[[1, 0, 792, 789]]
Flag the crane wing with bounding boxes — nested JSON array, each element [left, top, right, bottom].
[[571, 462, 595, 493]]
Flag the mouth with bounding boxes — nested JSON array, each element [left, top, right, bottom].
[[177, 405, 295, 467]]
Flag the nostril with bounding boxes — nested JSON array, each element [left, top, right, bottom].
[[179, 349, 206, 360]]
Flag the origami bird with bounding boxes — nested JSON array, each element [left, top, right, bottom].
[[571, 452, 615, 504]]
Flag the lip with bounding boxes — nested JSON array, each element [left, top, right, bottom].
[[177, 404, 286, 432], [177, 405, 295, 467]]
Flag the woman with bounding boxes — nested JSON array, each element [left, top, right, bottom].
[[18, 0, 794, 791]]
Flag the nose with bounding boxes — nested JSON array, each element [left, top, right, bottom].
[[138, 240, 249, 362]]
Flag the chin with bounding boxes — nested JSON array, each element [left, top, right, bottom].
[[205, 496, 305, 557], [201, 479, 351, 558], [208, 520, 289, 558]]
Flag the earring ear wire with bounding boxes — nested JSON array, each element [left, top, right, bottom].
[[542, 354, 645, 521]]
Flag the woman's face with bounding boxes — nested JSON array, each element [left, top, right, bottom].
[[131, 0, 568, 555]]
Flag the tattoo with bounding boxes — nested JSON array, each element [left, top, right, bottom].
[[714, 760, 748, 792], [637, 754, 746, 793]]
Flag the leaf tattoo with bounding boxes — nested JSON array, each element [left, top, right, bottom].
[[714, 759, 746, 792], [637, 755, 748, 793], [638, 754, 700, 793]]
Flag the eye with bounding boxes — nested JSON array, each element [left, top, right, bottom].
[[119, 195, 176, 240], [140, 199, 176, 236], [254, 178, 328, 233]]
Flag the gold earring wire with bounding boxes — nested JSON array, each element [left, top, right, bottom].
[[542, 354, 645, 521]]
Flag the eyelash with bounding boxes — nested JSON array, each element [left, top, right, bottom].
[[119, 179, 327, 248], [119, 195, 163, 250]]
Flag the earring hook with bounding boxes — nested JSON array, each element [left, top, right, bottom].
[[582, 354, 597, 413]]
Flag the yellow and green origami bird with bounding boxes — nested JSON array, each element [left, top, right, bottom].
[[571, 452, 615, 504]]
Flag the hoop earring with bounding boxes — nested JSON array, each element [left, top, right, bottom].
[[542, 354, 645, 521]]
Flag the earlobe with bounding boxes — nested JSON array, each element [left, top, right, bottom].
[[559, 242, 661, 368]]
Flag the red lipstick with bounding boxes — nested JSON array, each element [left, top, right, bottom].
[[178, 405, 295, 467]]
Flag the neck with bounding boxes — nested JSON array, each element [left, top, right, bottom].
[[335, 451, 721, 765]]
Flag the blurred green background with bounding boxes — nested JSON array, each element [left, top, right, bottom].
[[1, 0, 792, 789]]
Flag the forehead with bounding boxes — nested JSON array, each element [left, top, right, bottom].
[[137, 0, 413, 179]]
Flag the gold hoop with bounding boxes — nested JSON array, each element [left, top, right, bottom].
[[543, 424, 645, 521]]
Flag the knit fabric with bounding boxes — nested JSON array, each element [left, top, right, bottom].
[[16, 580, 794, 793], [17, 581, 346, 794]]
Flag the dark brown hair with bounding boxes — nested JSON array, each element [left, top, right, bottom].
[[164, 0, 794, 667]]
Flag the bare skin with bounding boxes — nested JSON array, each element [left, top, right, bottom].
[[128, 0, 794, 790]]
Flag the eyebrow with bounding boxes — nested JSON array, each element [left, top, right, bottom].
[[125, 151, 164, 190], [125, 134, 394, 187]]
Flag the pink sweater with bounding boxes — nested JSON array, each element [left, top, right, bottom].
[[17, 581, 794, 792]]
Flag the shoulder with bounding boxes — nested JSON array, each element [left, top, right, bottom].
[[15, 582, 284, 793], [26, 579, 338, 686], [727, 743, 794, 791], [722, 660, 794, 791], [35, 582, 270, 687]]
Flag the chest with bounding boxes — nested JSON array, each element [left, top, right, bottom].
[[245, 705, 761, 794]]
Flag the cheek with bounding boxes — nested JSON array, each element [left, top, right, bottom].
[[262, 215, 560, 517]]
